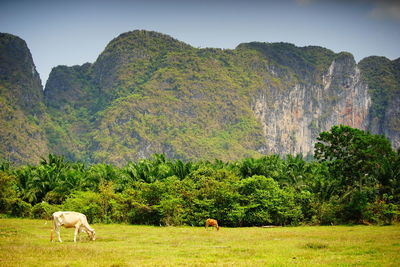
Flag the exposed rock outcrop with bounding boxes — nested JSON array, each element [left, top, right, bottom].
[[252, 52, 372, 156]]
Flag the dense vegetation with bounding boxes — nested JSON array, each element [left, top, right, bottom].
[[1, 126, 399, 226], [41, 30, 400, 165], [359, 56, 400, 133], [43, 31, 272, 164], [1, 31, 399, 166]]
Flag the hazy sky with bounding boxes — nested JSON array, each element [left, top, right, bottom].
[[1, 0, 399, 85]]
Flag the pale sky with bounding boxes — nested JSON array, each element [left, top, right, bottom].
[[1, 0, 399, 86]]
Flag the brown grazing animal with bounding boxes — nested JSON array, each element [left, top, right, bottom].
[[205, 218, 220, 231]]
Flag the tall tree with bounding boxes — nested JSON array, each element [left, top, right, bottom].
[[314, 125, 395, 192]]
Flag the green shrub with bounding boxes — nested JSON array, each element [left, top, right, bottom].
[[311, 201, 341, 225], [10, 199, 32, 217], [365, 196, 400, 225], [62, 191, 102, 223], [239, 175, 303, 226], [43, 191, 66, 205], [0, 171, 18, 214], [127, 203, 160, 225], [32, 202, 59, 219], [157, 196, 185, 226]]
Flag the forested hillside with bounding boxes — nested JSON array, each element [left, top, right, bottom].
[[0, 33, 48, 164], [0, 30, 399, 165], [359, 56, 400, 146]]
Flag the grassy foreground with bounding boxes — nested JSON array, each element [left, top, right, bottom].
[[0, 219, 399, 266]]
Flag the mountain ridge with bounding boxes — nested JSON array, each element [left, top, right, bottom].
[[1, 30, 399, 165], [0, 33, 48, 164]]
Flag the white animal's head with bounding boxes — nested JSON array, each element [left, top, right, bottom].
[[90, 229, 96, 241], [82, 228, 96, 241]]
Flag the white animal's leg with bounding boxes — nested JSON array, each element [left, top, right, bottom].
[[56, 227, 62, 243], [53, 217, 63, 242], [78, 227, 86, 241], [74, 226, 79, 242], [53, 221, 62, 242]]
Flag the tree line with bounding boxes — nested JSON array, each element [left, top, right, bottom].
[[1, 125, 399, 226]]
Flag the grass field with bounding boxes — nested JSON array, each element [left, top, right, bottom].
[[1, 219, 400, 266]]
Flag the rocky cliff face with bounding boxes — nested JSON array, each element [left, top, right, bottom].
[[0, 33, 48, 164], [252, 52, 372, 156]]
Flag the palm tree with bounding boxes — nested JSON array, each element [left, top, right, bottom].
[[281, 154, 306, 190], [375, 154, 400, 200], [237, 158, 260, 178], [170, 159, 193, 180], [14, 165, 38, 204], [84, 163, 119, 190]]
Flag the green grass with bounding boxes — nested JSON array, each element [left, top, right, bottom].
[[1, 219, 399, 266]]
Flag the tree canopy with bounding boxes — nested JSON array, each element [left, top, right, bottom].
[[1, 126, 399, 226]]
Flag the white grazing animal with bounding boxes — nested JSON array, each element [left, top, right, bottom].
[[51, 211, 96, 242]]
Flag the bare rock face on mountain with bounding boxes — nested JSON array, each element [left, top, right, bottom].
[[1, 30, 399, 165], [251, 50, 372, 156], [0, 33, 48, 164]]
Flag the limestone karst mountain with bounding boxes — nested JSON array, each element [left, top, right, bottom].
[[1, 30, 399, 165]]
